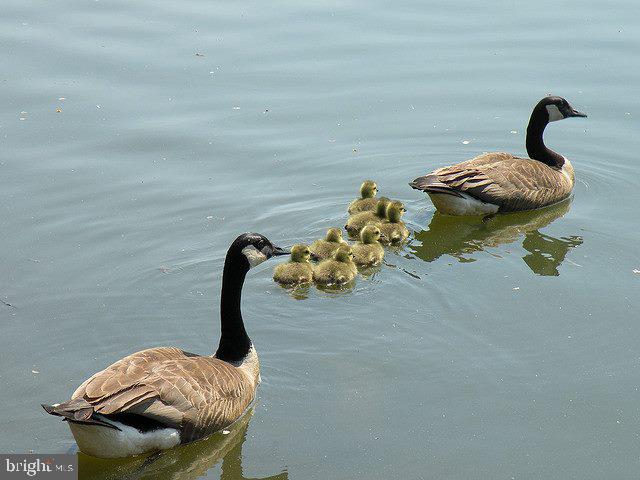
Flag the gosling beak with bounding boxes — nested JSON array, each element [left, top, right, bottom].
[[568, 108, 587, 118], [271, 245, 290, 256]]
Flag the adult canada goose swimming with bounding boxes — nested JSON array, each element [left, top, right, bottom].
[[409, 96, 587, 215], [42, 233, 289, 458]]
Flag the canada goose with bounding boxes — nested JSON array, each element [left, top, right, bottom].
[[345, 197, 390, 237], [348, 180, 378, 214], [313, 244, 358, 286], [273, 244, 313, 285], [379, 201, 410, 245], [42, 233, 289, 458], [409, 96, 587, 215], [309, 228, 348, 261], [352, 225, 385, 267]]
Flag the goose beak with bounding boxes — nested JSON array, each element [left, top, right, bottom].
[[569, 109, 587, 118], [271, 245, 290, 257]]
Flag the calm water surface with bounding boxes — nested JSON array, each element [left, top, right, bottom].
[[1, 1, 639, 479]]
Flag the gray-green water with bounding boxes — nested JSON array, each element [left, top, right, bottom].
[[1, 1, 639, 478]]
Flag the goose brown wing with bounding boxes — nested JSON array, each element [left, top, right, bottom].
[[70, 347, 255, 442], [413, 152, 572, 211]]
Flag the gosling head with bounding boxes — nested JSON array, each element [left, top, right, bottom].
[[235, 233, 290, 269], [333, 244, 354, 263], [386, 201, 406, 223], [360, 180, 378, 199], [375, 197, 391, 218], [360, 224, 382, 244], [290, 244, 312, 263], [325, 228, 345, 243], [536, 96, 587, 123]]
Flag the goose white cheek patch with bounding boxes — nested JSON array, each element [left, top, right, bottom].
[[546, 104, 564, 122], [242, 245, 268, 268]]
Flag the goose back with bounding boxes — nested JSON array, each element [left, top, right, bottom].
[[69, 346, 259, 443]]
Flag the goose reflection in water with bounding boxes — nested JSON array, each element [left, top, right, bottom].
[[77, 408, 288, 480], [410, 199, 582, 276]]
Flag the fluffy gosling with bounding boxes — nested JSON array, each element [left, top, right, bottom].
[[309, 228, 348, 261], [273, 244, 314, 285], [379, 201, 410, 245], [345, 197, 390, 237], [348, 180, 378, 214], [313, 244, 358, 286], [352, 224, 385, 267]]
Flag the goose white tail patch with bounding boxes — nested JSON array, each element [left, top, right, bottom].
[[546, 104, 564, 122], [69, 417, 180, 458], [242, 245, 268, 268], [428, 192, 499, 216]]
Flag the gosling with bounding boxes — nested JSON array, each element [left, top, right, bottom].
[[352, 224, 385, 267], [348, 180, 378, 214], [309, 228, 348, 261], [273, 244, 314, 285], [379, 201, 410, 245], [345, 197, 390, 237], [313, 244, 358, 286]]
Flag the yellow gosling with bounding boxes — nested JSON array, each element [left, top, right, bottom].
[[345, 197, 390, 237], [273, 244, 314, 285], [309, 228, 347, 261], [379, 201, 410, 245], [352, 224, 385, 267], [313, 244, 357, 286], [348, 180, 378, 214]]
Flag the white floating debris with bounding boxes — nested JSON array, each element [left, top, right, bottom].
[[206, 215, 213, 220], [96, 105, 101, 109], [510, 130, 518, 134], [32, 370, 39, 374], [461, 140, 470, 145], [633, 269, 640, 275], [233, 106, 240, 110], [222, 430, 230, 435], [59, 97, 66, 101], [513, 286, 520, 291]]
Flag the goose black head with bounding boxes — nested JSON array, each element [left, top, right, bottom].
[[537, 96, 587, 123], [231, 233, 289, 269]]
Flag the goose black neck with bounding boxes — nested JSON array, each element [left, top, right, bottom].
[[215, 250, 252, 363], [526, 108, 565, 169]]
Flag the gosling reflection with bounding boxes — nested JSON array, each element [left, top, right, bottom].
[[78, 408, 288, 480], [410, 200, 582, 276]]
